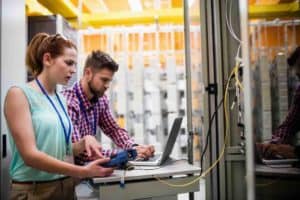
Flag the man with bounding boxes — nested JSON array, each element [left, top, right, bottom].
[[257, 46, 300, 160], [63, 50, 154, 165], [271, 46, 300, 145]]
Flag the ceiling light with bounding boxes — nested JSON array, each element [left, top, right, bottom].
[[128, 0, 143, 12], [188, 0, 195, 8]]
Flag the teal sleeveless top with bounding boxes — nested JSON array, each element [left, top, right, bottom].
[[8, 85, 73, 181]]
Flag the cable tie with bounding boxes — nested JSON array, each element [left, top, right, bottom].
[[235, 57, 243, 63], [120, 170, 125, 188], [231, 101, 236, 110]]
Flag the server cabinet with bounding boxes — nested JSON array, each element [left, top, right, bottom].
[[1, 1, 26, 200]]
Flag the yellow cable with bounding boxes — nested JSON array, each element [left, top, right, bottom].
[[154, 66, 237, 187], [234, 62, 244, 91]]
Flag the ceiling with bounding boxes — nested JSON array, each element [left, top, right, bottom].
[[25, 0, 300, 29]]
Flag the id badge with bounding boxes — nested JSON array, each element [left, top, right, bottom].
[[64, 154, 74, 163], [64, 146, 74, 163]]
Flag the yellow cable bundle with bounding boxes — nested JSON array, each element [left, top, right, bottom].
[[154, 63, 242, 187]]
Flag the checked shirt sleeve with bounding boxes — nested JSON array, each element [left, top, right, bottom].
[[99, 96, 135, 150], [271, 86, 300, 144]]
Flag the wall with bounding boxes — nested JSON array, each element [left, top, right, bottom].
[[1, 0, 26, 199]]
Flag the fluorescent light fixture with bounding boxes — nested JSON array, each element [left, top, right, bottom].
[[99, 0, 108, 12], [128, 0, 143, 12]]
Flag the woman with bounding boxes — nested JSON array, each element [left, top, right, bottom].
[[4, 33, 113, 200]]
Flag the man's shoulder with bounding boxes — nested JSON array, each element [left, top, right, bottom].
[[61, 86, 79, 106], [62, 87, 76, 98]]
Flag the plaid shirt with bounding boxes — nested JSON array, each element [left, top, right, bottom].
[[271, 85, 300, 144], [62, 81, 135, 165]]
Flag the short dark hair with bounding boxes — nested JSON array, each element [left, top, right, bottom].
[[84, 50, 118, 72], [287, 46, 300, 67]]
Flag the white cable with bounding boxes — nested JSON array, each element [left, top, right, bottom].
[[235, 44, 241, 61], [225, 0, 242, 43], [229, 0, 242, 43]]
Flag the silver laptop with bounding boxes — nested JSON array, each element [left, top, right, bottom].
[[262, 158, 299, 165], [130, 117, 183, 166]]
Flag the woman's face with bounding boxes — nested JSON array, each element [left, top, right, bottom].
[[49, 47, 77, 85]]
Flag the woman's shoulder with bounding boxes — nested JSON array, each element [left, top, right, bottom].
[[7, 83, 40, 100], [5, 86, 29, 107], [6, 86, 24, 96]]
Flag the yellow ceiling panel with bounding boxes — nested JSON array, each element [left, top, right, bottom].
[[26, 0, 52, 16], [70, 8, 187, 28], [83, 0, 108, 13], [249, 1, 300, 18], [27, 0, 300, 29], [38, 0, 78, 18], [103, 0, 130, 12], [255, 0, 281, 4], [250, 0, 296, 4], [69, 0, 92, 13], [279, 0, 298, 2]]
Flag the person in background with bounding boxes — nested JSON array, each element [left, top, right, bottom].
[[62, 50, 155, 165], [257, 46, 300, 160], [4, 33, 113, 200]]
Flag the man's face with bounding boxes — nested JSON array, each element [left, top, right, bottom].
[[87, 68, 114, 98]]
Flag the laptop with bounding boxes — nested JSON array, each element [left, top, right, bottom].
[[130, 117, 183, 166], [262, 158, 299, 166]]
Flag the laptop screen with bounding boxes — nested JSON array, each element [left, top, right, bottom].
[[160, 117, 183, 163]]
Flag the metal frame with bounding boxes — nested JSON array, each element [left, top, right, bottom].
[[239, 1, 255, 200], [200, 1, 221, 199], [200, 0, 249, 199], [183, 0, 194, 199], [0, 0, 2, 199]]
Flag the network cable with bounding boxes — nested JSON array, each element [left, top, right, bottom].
[[154, 65, 238, 187]]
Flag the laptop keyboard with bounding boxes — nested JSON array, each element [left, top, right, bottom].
[[135, 154, 161, 162]]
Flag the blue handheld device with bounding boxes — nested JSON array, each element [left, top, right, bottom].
[[102, 149, 137, 168]]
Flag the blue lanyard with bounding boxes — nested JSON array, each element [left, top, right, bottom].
[[35, 79, 72, 153], [75, 84, 97, 135]]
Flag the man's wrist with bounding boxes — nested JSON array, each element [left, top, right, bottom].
[[132, 143, 139, 147]]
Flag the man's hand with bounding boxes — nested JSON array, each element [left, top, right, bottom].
[[82, 158, 114, 178], [82, 135, 103, 159], [256, 143, 297, 159], [134, 145, 155, 159]]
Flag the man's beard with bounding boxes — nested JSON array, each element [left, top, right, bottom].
[[87, 80, 104, 102]]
